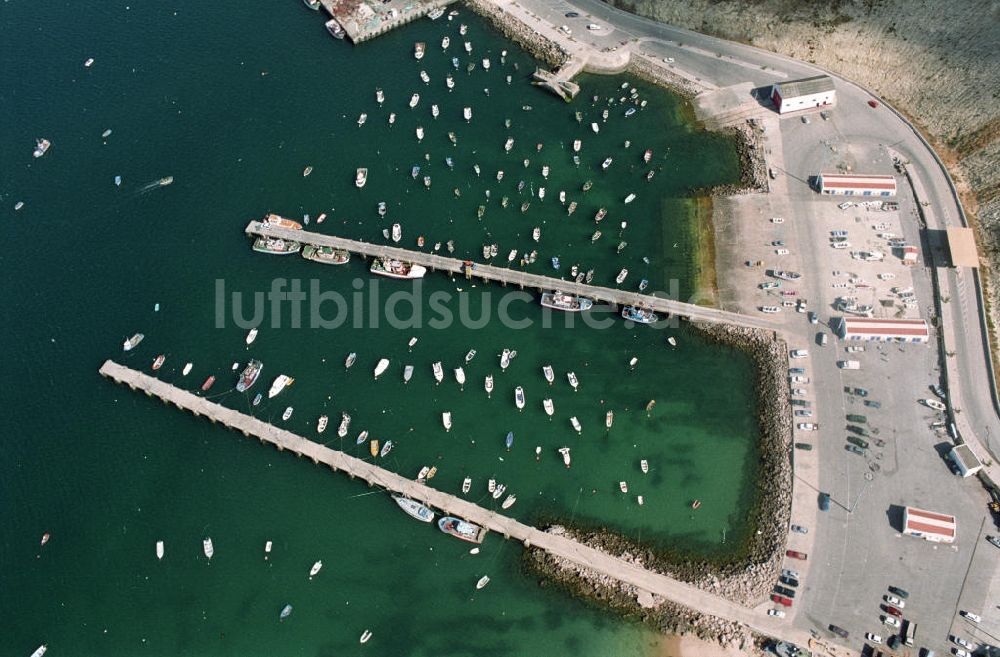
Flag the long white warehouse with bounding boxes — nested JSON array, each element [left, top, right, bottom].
[[770, 75, 835, 113], [837, 317, 930, 343], [818, 173, 897, 197], [902, 506, 956, 543]]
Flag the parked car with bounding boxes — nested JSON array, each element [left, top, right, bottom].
[[866, 633, 883, 644], [847, 426, 871, 437], [845, 444, 865, 456], [794, 442, 813, 451], [808, 311, 818, 324], [772, 240, 786, 247], [790, 349, 809, 359], [775, 248, 790, 255], [953, 650, 970, 657], [951, 637, 973, 650], [885, 595, 905, 607], [818, 333, 828, 347], [781, 568, 800, 579], [961, 611, 981, 623], [987, 535, 1000, 549], [882, 615, 901, 628], [789, 367, 805, 374], [864, 399, 882, 409], [790, 399, 812, 407], [786, 550, 807, 560], [797, 423, 818, 431], [780, 575, 800, 587], [846, 414, 868, 424], [790, 524, 808, 534], [771, 594, 793, 607], [565, 11, 580, 16], [818, 493, 830, 511], [794, 410, 813, 417], [558, 24, 572, 35], [768, 608, 786, 618], [791, 376, 810, 384], [773, 585, 796, 598], [885, 606, 903, 617], [829, 625, 849, 639], [888, 586, 909, 599], [801, 116, 810, 124], [791, 388, 808, 396]]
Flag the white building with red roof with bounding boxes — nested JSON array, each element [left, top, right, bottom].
[[818, 173, 897, 197]]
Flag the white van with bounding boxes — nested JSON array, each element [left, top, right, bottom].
[[838, 360, 861, 370]]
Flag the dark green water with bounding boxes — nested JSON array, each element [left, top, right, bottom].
[[2, 2, 754, 655]]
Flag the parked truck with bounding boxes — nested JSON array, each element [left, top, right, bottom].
[[838, 360, 861, 370]]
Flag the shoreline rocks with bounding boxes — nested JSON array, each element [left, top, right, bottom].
[[465, 0, 567, 69]]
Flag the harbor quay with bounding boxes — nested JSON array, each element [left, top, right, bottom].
[[99, 359, 815, 649], [320, 0, 451, 44], [245, 221, 783, 332]]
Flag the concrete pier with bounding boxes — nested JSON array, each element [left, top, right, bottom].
[[319, 0, 450, 44], [245, 221, 780, 331], [99, 359, 808, 647]]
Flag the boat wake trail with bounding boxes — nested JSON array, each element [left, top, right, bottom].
[[135, 176, 174, 195]]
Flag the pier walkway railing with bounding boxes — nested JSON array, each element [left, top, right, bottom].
[[100, 359, 810, 648], [244, 222, 779, 331]]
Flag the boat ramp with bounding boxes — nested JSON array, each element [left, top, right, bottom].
[[244, 221, 780, 331], [99, 359, 812, 649]]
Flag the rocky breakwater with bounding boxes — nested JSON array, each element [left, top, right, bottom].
[[465, 0, 567, 69], [524, 324, 791, 646]]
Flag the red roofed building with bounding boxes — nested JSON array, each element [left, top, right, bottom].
[[903, 506, 956, 543], [818, 173, 897, 197], [837, 317, 930, 343]]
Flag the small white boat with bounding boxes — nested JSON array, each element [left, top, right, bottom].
[[488, 478, 496, 493], [464, 107, 472, 122], [442, 411, 453, 432], [482, 57, 491, 70], [640, 459, 649, 474], [442, 36, 450, 49], [345, 352, 357, 368], [415, 126, 424, 142], [408, 336, 418, 349], [268, 374, 294, 398], [309, 560, 323, 579], [606, 411, 614, 429], [356, 430, 369, 445], [514, 386, 525, 410], [638, 495, 644, 505], [542, 365, 554, 384], [409, 93, 420, 108], [380, 440, 393, 457], [454, 367, 466, 386], [318, 415, 329, 433], [543, 398, 554, 416], [922, 398, 946, 411], [265, 540, 272, 560], [616, 268, 629, 284], [567, 371, 579, 391], [246, 328, 259, 345], [420, 70, 430, 83], [431, 103, 439, 118], [570, 417, 582, 433], [374, 358, 390, 379], [203, 537, 214, 560], [500, 349, 511, 370], [282, 407, 293, 421], [338, 413, 351, 438], [156, 540, 164, 560], [573, 139, 581, 152], [629, 357, 639, 369], [504, 137, 514, 152], [360, 630, 373, 644], [559, 447, 571, 468], [667, 337, 677, 347], [388, 113, 396, 125], [357, 113, 367, 127], [433, 361, 444, 384], [591, 122, 600, 134], [462, 476, 472, 494], [477, 575, 491, 589], [392, 223, 402, 243], [485, 375, 494, 397], [464, 41, 472, 53], [403, 365, 414, 383], [417, 466, 430, 480], [375, 87, 384, 104], [502, 494, 516, 509], [182, 362, 193, 376], [532, 227, 541, 242], [30, 646, 47, 657], [492, 484, 506, 500], [541, 165, 550, 178], [465, 349, 476, 363], [619, 481, 628, 493], [624, 193, 636, 204]]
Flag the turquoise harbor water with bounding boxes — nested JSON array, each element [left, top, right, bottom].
[[2, 2, 755, 655]]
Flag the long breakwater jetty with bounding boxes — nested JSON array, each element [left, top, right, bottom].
[[245, 221, 779, 331], [99, 359, 810, 649]]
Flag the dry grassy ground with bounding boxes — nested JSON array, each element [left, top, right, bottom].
[[611, 0, 1000, 318]]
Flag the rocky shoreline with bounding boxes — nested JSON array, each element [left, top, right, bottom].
[[523, 325, 792, 647]]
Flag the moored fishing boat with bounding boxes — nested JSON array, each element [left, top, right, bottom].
[[414, 42, 425, 59], [500, 348, 511, 371], [403, 365, 414, 383], [268, 374, 294, 398], [345, 352, 357, 369], [236, 360, 263, 392], [567, 371, 579, 390], [606, 410, 614, 428], [594, 207, 607, 223], [203, 537, 214, 560], [355, 167, 368, 188], [624, 193, 636, 204], [324, 18, 345, 38], [622, 306, 659, 324], [432, 361, 444, 384], [559, 447, 571, 468], [567, 201, 578, 215], [773, 270, 801, 281], [374, 358, 390, 379], [302, 244, 350, 265], [182, 362, 193, 376], [201, 375, 216, 391], [643, 149, 652, 163], [501, 494, 516, 509], [151, 354, 165, 370], [391, 223, 402, 243], [602, 157, 613, 170], [370, 258, 426, 279], [438, 516, 487, 544], [282, 406, 293, 421], [317, 415, 328, 433], [263, 213, 303, 230], [380, 440, 393, 457], [442, 36, 450, 49], [280, 604, 293, 621], [505, 431, 514, 450], [462, 477, 472, 493], [156, 540, 164, 560], [463, 106, 472, 122], [264, 540, 272, 559], [375, 87, 384, 104], [369, 439, 379, 457], [573, 139, 581, 152], [254, 236, 301, 255], [409, 92, 420, 108], [415, 126, 424, 142], [420, 70, 430, 84], [246, 327, 259, 345], [357, 112, 367, 127], [504, 137, 514, 152], [514, 386, 525, 410], [542, 365, 554, 384], [442, 411, 453, 431], [540, 291, 593, 312], [491, 484, 505, 500], [582, 180, 593, 191], [619, 481, 628, 493], [356, 430, 369, 445], [123, 332, 144, 351], [641, 459, 649, 473], [616, 268, 629, 285], [309, 560, 323, 579], [33, 138, 51, 158], [338, 413, 351, 437], [477, 575, 490, 589], [393, 495, 435, 522], [454, 367, 466, 386], [543, 398, 554, 416], [485, 374, 494, 397], [570, 417, 582, 433], [253, 392, 263, 406]]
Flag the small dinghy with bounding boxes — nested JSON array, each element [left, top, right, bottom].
[[360, 630, 373, 644], [309, 560, 323, 579], [619, 481, 628, 493], [505, 431, 514, 450], [280, 604, 293, 621], [640, 459, 649, 474], [501, 494, 516, 509], [570, 416, 582, 433], [454, 367, 466, 387], [465, 349, 477, 363], [282, 406, 293, 421], [559, 447, 571, 468], [543, 398, 554, 416], [403, 365, 414, 383], [485, 374, 494, 397], [442, 411, 453, 432], [514, 386, 525, 410], [567, 371, 579, 391], [374, 358, 390, 379], [380, 440, 393, 457], [345, 352, 357, 369], [542, 365, 554, 385], [606, 411, 614, 429], [432, 361, 444, 384], [462, 477, 472, 494], [156, 540, 164, 560], [356, 430, 370, 445]]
